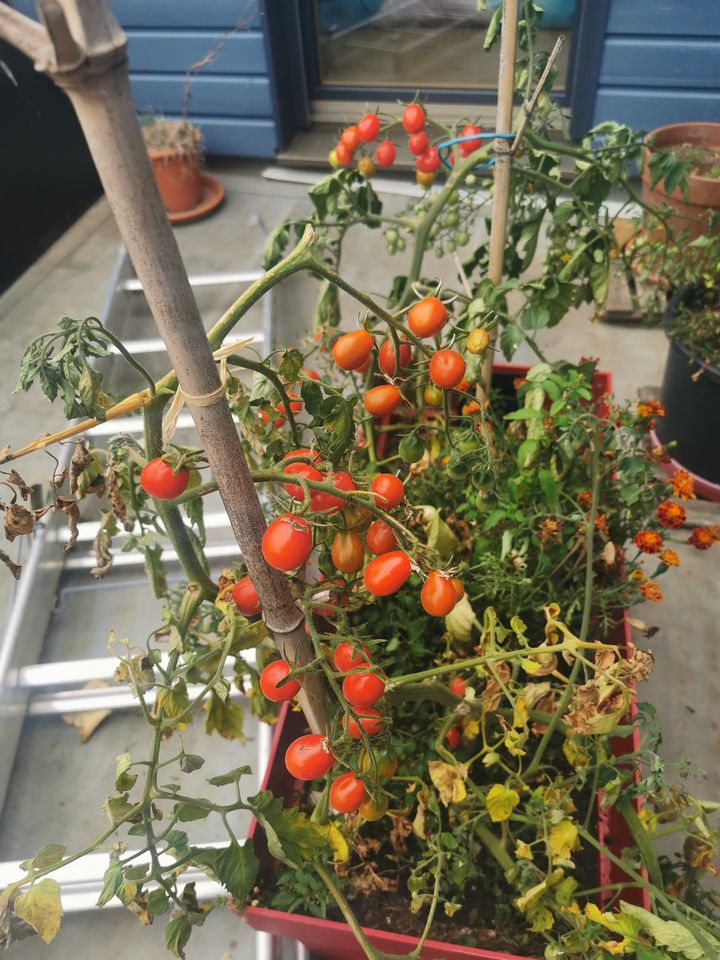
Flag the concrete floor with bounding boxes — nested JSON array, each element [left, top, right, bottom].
[[0, 159, 718, 957]]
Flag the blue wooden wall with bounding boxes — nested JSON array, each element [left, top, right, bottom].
[[593, 0, 720, 130]]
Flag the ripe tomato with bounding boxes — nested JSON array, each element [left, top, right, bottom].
[[424, 383, 443, 406], [407, 130, 429, 155], [343, 706, 383, 739], [358, 794, 389, 821], [407, 296, 447, 338], [449, 676, 466, 698], [332, 529, 365, 574], [261, 391, 302, 429], [416, 170, 435, 189], [260, 660, 301, 702], [343, 671, 385, 707], [232, 575, 261, 616], [358, 746, 398, 781], [364, 550, 411, 596], [300, 367, 320, 381], [374, 139, 396, 167], [378, 337, 412, 377], [458, 123, 482, 156], [421, 570, 457, 617], [333, 641, 371, 673], [364, 384, 402, 417], [343, 504, 373, 532], [416, 147, 441, 174], [357, 156, 375, 179], [429, 349, 466, 389], [332, 329, 374, 371], [311, 471, 356, 514], [455, 376, 469, 394], [285, 734, 334, 780], [140, 459, 189, 500], [357, 112, 380, 142], [282, 448, 323, 501], [330, 772, 367, 813], [366, 519, 397, 555], [402, 102, 426, 134], [371, 473, 404, 509], [452, 577, 465, 601], [341, 125, 361, 151], [445, 725, 462, 749], [335, 141, 353, 166], [262, 514, 313, 571]]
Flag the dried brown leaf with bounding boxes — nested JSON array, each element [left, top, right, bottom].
[[56, 497, 80, 551], [6, 470, 32, 500], [0, 445, 13, 464], [0, 548, 21, 580], [105, 463, 130, 529], [62, 681, 111, 741], [91, 527, 113, 579], [388, 812, 412, 857], [69, 441, 94, 495], [4, 503, 35, 542]]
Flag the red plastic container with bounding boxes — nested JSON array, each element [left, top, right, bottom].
[[245, 364, 649, 959]]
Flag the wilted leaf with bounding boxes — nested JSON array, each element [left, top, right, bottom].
[[620, 901, 714, 959], [415, 505, 460, 557], [0, 548, 21, 579], [486, 783, 520, 822], [445, 594, 478, 644], [428, 761, 467, 807], [14, 879, 63, 944], [248, 791, 328, 867], [155, 679, 190, 723], [326, 822, 350, 863], [62, 680, 111, 741], [204, 692, 245, 740], [548, 820, 578, 863]]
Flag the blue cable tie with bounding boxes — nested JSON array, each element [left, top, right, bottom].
[[436, 132, 515, 172]]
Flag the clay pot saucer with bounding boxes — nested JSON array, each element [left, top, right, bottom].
[[168, 173, 225, 225]]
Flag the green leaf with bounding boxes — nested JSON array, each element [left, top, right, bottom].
[[179, 753, 205, 774], [313, 280, 341, 330], [207, 765, 252, 787], [175, 802, 210, 822], [619, 902, 714, 959], [261, 223, 290, 269], [500, 323, 524, 359], [279, 349, 304, 385], [30, 844, 66, 871], [96, 860, 123, 907], [538, 467, 558, 505], [165, 913, 192, 958], [249, 791, 328, 868], [214, 839, 259, 902], [103, 793, 135, 824], [14, 879, 63, 944], [147, 888, 170, 917], [484, 5, 502, 49], [504, 408, 545, 421], [115, 753, 137, 791]]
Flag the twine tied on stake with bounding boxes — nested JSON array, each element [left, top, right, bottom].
[[162, 337, 255, 446]]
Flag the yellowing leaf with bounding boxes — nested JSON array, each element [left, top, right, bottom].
[[326, 822, 349, 863], [486, 783, 520, 822], [443, 901, 462, 917], [599, 938, 631, 955], [428, 761, 467, 807], [529, 905, 554, 932], [515, 841, 534, 860], [462, 717, 480, 741], [548, 820, 578, 863], [444, 594, 478, 644], [416, 505, 459, 556], [14, 879, 63, 944]]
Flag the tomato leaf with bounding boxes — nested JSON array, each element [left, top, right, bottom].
[[207, 765, 252, 786], [14, 879, 63, 944]]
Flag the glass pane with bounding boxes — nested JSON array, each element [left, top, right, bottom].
[[314, 1, 574, 91]]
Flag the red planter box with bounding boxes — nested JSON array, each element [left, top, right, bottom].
[[245, 364, 649, 959]]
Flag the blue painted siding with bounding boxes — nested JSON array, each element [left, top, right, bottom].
[[126, 30, 268, 75], [111, 1, 262, 30], [593, 0, 720, 129]]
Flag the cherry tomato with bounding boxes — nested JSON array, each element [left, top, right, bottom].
[[458, 123, 482, 157], [311, 471, 356, 514], [455, 376, 470, 394], [402, 102, 426, 134], [375, 140, 396, 167], [232, 576, 261, 616], [416, 147, 441, 174], [343, 671, 385, 707], [466, 327, 491, 354], [335, 141, 353, 166], [364, 384, 402, 417], [341, 125, 361, 151], [366, 519, 398, 555], [300, 367, 321, 381], [358, 746, 398, 781], [424, 383, 443, 406], [429, 349, 466, 389], [282, 449, 323, 501], [261, 392, 302, 429], [371, 474, 404, 509], [140, 459, 189, 500], [357, 112, 380, 142], [357, 156, 375, 179], [364, 551, 411, 597], [378, 337, 412, 377], [260, 660, 301, 702], [358, 794, 389, 821], [452, 577, 465, 601], [416, 170, 435, 189], [343, 504, 373, 532], [332, 529, 365, 574], [262, 514, 313, 571], [332, 329, 374, 371], [285, 734, 335, 780], [421, 570, 457, 617], [407, 130, 429, 155], [330, 772, 367, 813], [343, 706, 383, 739], [333, 641, 371, 673], [449, 676, 466, 698], [445, 725, 462, 749], [408, 296, 447, 338]]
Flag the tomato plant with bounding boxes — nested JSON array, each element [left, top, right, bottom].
[[140, 458, 189, 500], [420, 570, 457, 617], [285, 734, 335, 780], [332, 329, 374, 370], [363, 551, 411, 596], [364, 384, 402, 417], [342, 706, 383, 739], [357, 112, 380, 142], [333, 641, 371, 673], [407, 131, 429, 156], [371, 473, 404, 509], [366, 519, 397, 555], [429, 348, 466, 389], [331, 529, 365, 573], [378, 337, 412, 377], [342, 671, 385, 707], [402, 102, 425, 133], [374, 140, 396, 167], [262, 514, 313, 571], [232, 575, 261, 616], [407, 296, 447, 338], [260, 660, 301, 702], [330, 772, 367, 813]]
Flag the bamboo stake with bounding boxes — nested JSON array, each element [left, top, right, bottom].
[[1, 0, 327, 734]]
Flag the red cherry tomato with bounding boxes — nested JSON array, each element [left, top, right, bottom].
[[407, 130, 429, 156], [416, 147, 441, 174], [421, 570, 457, 617], [140, 459, 189, 500], [407, 296, 448, 338], [232, 576, 261, 616], [342, 671, 385, 707], [261, 392, 303, 429], [366, 519, 398, 555], [285, 734, 335, 780], [357, 113, 381, 142], [331, 529, 365, 574], [333, 642, 371, 673], [452, 578, 465, 601], [371, 474, 405, 509], [364, 550, 411, 597], [343, 706, 383, 739], [262, 514, 313, 571], [402, 102, 426, 134], [374, 140, 396, 167], [341, 125, 361, 151], [449, 676, 466, 698], [429, 349, 466, 389], [335, 141, 353, 166], [311, 471, 356, 514], [378, 337, 412, 377], [282, 449, 323, 501], [260, 660, 301, 702], [300, 367, 320, 381], [364, 384, 402, 417], [458, 123, 482, 157], [332, 329, 374, 371], [330, 771, 368, 813], [445, 725, 462, 749]]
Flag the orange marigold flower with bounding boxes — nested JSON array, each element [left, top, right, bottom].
[[633, 530, 663, 554], [636, 399, 666, 420], [657, 500, 686, 529], [688, 527, 714, 551], [576, 489, 592, 510], [594, 513, 609, 534], [659, 548, 680, 567], [629, 569, 646, 582], [670, 469, 696, 502], [638, 579, 663, 602], [538, 517, 564, 544], [650, 444, 671, 464], [706, 524, 720, 542]]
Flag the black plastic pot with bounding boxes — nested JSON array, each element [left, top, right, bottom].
[[657, 286, 720, 484]]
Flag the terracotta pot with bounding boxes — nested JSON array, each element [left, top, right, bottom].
[[148, 148, 202, 214], [641, 122, 720, 241]]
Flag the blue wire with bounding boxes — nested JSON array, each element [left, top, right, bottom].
[[436, 132, 515, 172]]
